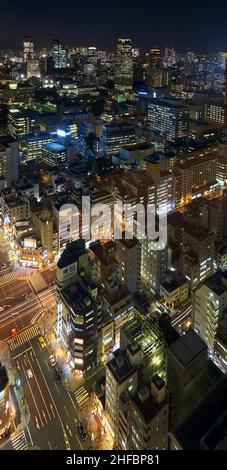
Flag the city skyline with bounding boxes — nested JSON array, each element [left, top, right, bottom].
[[1, 0, 227, 52], [1, 0, 227, 458]]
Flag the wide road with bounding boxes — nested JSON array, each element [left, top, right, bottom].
[[0, 269, 56, 341], [30, 337, 92, 450], [6, 337, 92, 450]]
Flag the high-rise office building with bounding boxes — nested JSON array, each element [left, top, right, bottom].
[[167, 329, 208, 430], [51, 39, 67, 69], [204, 103, 224, 125], [56, 240, 102, 372], [126, 376, 169, 451], [140, 237, 168, 296], [193, 270, 227, 355], [171, 376, 227, 450], [115, 234, 140, 295], [105, 348, 139, 441], [31, 206, 54, 260], [22, 132, 53, 162], [163, 47, 176, 68], [42, 142, 67, 168], [224, 56, 227, 126], [100, 122, 136, 157], [23, 35, 34, 63], [148, 97, 189, 142], [8, 108, 36, 141], [27, 58, 40, 79], [168, 212, 215, 289], [114, 39, 133, 99], [147, 48, 163, 89], [181, 225, 215, 289], [0, 137, 18, 187]]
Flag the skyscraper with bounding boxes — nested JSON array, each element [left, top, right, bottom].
[[27, 58, 40, 79], [23, 35, 34, 63], [114, 38, 133, 100], [167, 329, 208, 430], [0, 136, 18, 187], [193, 270, 227, 355], [105, 348, 139, 441], [224, 56, 227, 126], [147, 48, 163, 89], [56, 240, 102, 372], [51, 39, 67, 69], [126, 376, 169, 451], [148, 97, 189, 142]]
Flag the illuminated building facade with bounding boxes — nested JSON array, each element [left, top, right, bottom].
[[0, 362, 10, 438], [23, 35, 34, 63], [193, 270, 227, 355], [31, 206, 54, 260], [27, 58, 40, 79], [0, 137, 18, 187], [204, 103, 224, 124], [120, 313, 166, 382], [224, 56, 227, 126], [42, 142, 67, 168], [105, 349, 139, 440], [140, 237, 168, 296], [22, 132, 53, 162], [114, 39, 133, 99], [160, 272, 189, 309], [119, 376, 169, 450], [51, 39, 67, 69], [148, 98, 189, 142], [100, 122, 136, 157], [147, 48, 163, 89], [56, 240, 102, 372], [8, 108, 36, 141]]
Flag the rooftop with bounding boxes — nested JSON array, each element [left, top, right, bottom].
[[132, 383, 168, 424], [61, 280, 95, 313], [107, 349, 138, 385], [161, 272, 187, 293], [57, 240, 86, 269], [43, 142, 66, 153], [173, 376, 227, 449], [169, 329, 207, 367], [204, 270, 227, 296], [149, 97, 188, 110]]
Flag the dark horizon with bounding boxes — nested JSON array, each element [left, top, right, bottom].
[[1, 0, 227, 52]]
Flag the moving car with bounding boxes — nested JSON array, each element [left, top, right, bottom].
[[54, 368, 62, 383], [49, 355, 56, 367], [27, 369, 33, 379], [77, 422, 87, 441]]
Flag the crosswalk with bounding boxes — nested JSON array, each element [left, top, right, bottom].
[[74, 385, 89, 408], [0, 272, 20, 287], [29, 272, 47, 293], [11, 431, 28, 450], [7, 324, 41, 351]]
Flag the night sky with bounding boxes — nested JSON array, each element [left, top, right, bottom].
[[1, 0, 227, 52]]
